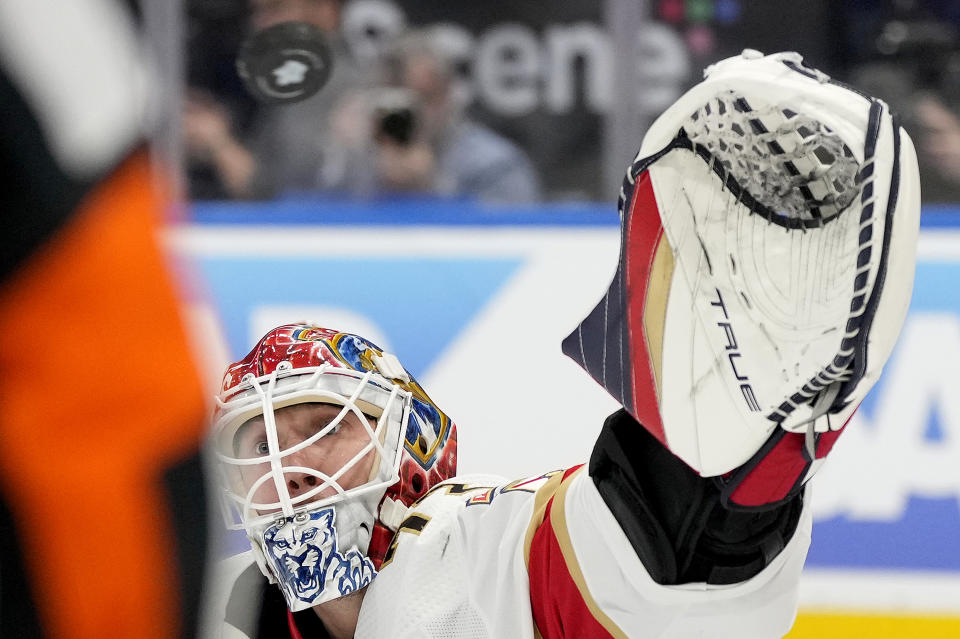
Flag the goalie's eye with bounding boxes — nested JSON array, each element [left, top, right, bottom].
[[314, 417, 342, 436], [255, 441, 270, 456]]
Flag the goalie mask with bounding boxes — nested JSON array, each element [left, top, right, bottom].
[[564, 51, 921, 509], [212, 324, 457, 610]]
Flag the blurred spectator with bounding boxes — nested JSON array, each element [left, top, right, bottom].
[[184, 0, 369, 199], [843, 2, 960, 203], [853, 64, 960, 202], [848, 0, 960, 202], [343, 29, 541, 204], [909, 92, 960, 200]]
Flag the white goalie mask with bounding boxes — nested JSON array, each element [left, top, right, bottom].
[[211, 326, 412, 610], [212, 324, 459, 610], [564, 51, 921, 508]]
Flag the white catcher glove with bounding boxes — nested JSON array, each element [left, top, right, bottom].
[[564, 50, 921, 509]]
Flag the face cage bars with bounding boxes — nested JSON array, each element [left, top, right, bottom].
[[213, 364, 412, 531]]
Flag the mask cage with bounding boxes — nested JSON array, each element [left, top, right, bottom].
[[212, 364, 411, 532]]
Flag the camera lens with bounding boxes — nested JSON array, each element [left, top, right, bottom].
[[379, 107, 416, 145]]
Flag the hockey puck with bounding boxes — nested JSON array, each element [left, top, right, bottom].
[[236, 21, 333, 105]]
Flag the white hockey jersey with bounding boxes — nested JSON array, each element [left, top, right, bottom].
[[206, 466, 811, 639]]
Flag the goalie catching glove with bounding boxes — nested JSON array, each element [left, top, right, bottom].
[[564, 50, 921, 509]]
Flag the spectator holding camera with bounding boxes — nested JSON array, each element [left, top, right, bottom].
[[368, 30, 542, 203], [183, 0, 369, 199]]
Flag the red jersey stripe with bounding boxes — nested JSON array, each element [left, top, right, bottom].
[[528, 467, 628, 639]]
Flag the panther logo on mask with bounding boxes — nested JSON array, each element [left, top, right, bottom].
[[263, 508, 376, 605]]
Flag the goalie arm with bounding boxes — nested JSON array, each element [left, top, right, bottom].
[[588, 409, 804, 586], [525, 417, 811, 639]]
